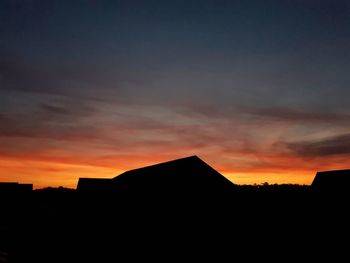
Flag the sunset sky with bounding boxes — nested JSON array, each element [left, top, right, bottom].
[[1, 0, 350, 188]]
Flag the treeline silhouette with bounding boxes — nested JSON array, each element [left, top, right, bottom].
[[0, 156, 349, 262]]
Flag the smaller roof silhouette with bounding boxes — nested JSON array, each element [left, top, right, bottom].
[[77, 178, 113, 193], [311, 169, 350, 191], [0, 182, 33, 195]]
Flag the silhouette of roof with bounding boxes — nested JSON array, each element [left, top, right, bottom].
[[77, 155, 235, 196], [0, 182, 33, 195], [112, 155, 235, 195], [77, 178, 113, 193], [311, 169, 350, 191]]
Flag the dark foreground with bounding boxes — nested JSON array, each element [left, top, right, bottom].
[[0, 185, 348, 262]]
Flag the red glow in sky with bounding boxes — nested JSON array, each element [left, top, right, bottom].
[[1, 1, 350, 188]]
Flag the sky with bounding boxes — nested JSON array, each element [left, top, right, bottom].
[[1, 0, 350, 188]]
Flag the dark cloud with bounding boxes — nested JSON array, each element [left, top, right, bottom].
[[39, 101, 95, 120], [285, 133, 350, 157], [245, 107, 350, 124], [0, 113, 41, 138], [0, 114, 19, 136], [0, 107, 98, 141], [176, 102, 228, 119], [0, 56, 130, 100], [0, 56, 68, 94], [40, 104, 71, 115]]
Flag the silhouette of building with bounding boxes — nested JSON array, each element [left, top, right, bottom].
[[311, 169, 350, 192], [77, 178, 113, 194], [0, 182, 33, 195], [77, 155, 235, 196]]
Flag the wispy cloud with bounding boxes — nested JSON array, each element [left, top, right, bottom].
[[285, 133, 350, 157], [40, 104, 72, 115], [0, 99, 98, 141], [0, 56, 61, 94], [245, 106, 350, 124], [0, 55, 131, 101], [38, 101, 95, 121]]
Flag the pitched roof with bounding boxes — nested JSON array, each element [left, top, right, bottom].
[[112, 155, 235, 194], [76, 156, 235, 197]]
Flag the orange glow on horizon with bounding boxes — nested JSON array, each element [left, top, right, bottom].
[[223, 171, 314, 185], [0, 153, 330, 189], [0, 157, 123, 189]]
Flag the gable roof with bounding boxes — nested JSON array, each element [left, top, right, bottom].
[[76, 156, 235, 197], [112, 155, 235, 194]]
